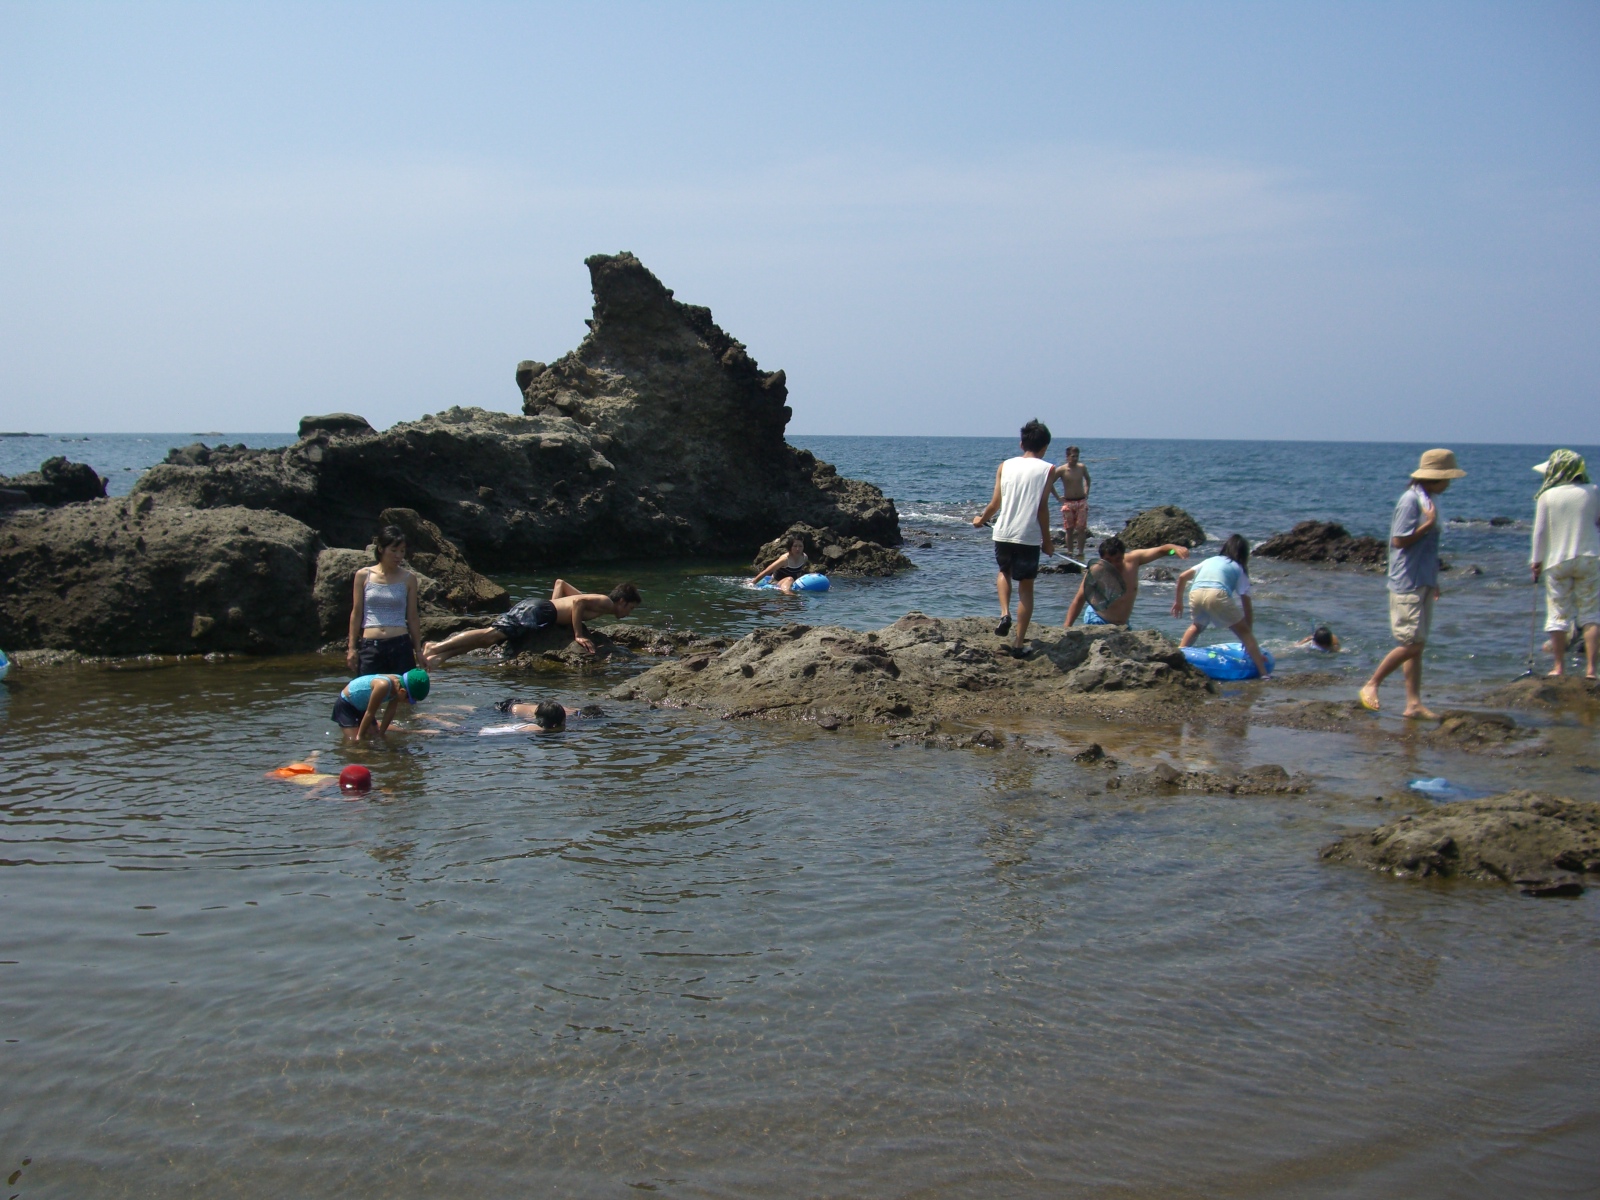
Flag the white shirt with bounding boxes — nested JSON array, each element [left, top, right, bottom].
[[991, 456, 1054, 546], [1531, 482, 1600, 567]]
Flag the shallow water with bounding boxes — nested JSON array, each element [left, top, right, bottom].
[[2, 434, 1599, 1196]]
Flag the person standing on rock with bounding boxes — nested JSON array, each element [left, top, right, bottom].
[[1360, 448, 1466, 718], [424, 580, 642, 665], [347, 526, 423, 677], [1049, 445, 1092, 560], [1063, 536, 1189, 628], [973, 420, 1056, 656], [1171, 534, 1270, 678], [1529, 449, 1600, 680]]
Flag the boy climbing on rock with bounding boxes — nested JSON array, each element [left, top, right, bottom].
[[424, 580, 642, 666]]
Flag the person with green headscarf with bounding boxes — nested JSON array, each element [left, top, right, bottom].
[[1530, 449, 1600, 680]]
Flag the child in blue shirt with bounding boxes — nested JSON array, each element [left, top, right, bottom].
[[332, 668, 430, 741], [1171, 534, 1271, 678]]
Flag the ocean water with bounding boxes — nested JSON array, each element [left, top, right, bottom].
[[1, 433, 1598, 1197]]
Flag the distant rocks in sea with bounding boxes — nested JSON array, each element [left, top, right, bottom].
[[1321, 791, 1600, 897], [1119, 505, 1206, 550], [1256, 520, 1386, 568], [0, 456, 107, 508]]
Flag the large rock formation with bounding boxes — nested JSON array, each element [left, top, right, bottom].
[[1119, 506, 1205, 550], [1320, 791, 1600, 896], [609, 613, 1205, 726], [0, 496, 321, 655], [0, 457, 107, 507], [1256, 520, 1386, 568], [750, 523, 912, 577], [132, 253, 899, 570]]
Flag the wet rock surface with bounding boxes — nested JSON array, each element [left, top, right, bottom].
[[1482, 675, 1600, 711], [438, 623, 732, 672], [0, 498, 321, 655], [751, 523, 913, 577], [1320, 791, 1600, 896], [1256, 521, 1386, 568], [0, 456, 107, 507], [608, 612, 1206, 726], [1255, 699, 1543, 754], [1118, 505, 1205, 550], [133, 253, 899, 569]]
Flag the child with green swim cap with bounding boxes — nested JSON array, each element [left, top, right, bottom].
[[332, 668, 430, 741]]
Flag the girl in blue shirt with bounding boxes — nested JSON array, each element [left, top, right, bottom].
[[332, 668, 430, 741], [1171, 535, 1270, 678]]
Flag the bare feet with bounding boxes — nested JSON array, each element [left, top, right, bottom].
[[1547, 669, 1565, 677], [1358, 684, 1381, 711], [1401, 705, 1438, 720]]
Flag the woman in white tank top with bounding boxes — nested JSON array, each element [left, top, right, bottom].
[[347, 525, 422, 676]]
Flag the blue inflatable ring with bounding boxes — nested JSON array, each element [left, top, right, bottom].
[[757, 573, 830, 592], [1181, 642, 1273, 680]]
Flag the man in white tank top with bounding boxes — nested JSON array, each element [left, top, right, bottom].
[[972, 419, 1057, 656]]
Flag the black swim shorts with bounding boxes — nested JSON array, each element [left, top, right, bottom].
[[993, 541, 1041, 581], [356, 633, 416, 676], [331, 696, 367, 728], [492, 597, 559, 647]]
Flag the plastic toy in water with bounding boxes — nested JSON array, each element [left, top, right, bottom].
[[1180, 642, 1275, 680], [1408, 777, 1489, 801], [756, 573, 830, 592], [266, 761, 337, 787], [0, 648, 9, 682], [338, 765, 372, 794]]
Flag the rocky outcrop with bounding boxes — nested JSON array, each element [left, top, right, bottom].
[[0, 456, 107, 507], [751, 524, 913, 577], [609, 613, 1204, 726], [0, 497, 321, 655], [132, 253, 899, 570], [1256, 521, 1386, 568], [1482, 676, 1600, 712], [1320, 791, 1600, 896], [1119, 506, 1205, 550]]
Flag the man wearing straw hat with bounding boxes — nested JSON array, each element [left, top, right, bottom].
[[1359, 448, 1466, 718], [1530, 449, 1600, 680]]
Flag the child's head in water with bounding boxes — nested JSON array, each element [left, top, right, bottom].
[[532, 700, 566, 730], [1312, 625, 1335, 650]]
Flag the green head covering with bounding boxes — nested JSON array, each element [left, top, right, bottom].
[[401, 668, 430, 703], [1535, 449, 1590, 497]]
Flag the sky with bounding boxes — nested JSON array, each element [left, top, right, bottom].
[[2, 2, 1597, 440]]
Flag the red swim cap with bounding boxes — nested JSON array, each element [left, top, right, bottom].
[[338, 764, 372, 794]]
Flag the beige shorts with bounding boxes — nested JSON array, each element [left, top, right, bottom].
[[1388, 588, 1434, 646], [1189, 587, 1245, 631], [1544, 556, 1600, 633]]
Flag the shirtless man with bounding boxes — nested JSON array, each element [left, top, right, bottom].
[[423, 580, 642, 665], [1049, 445, 1092, 559], [1063, 536, 1189, 627]]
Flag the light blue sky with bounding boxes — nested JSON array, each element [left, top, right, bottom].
[[3, 2, 1596, 439]]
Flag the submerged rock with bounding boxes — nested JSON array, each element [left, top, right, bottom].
[[1119, 506, 1205, 550], [133, 253, 899, 569], [0, 498, 321, 655], [1482, 675, 1600, 712], [751, 523, 913, 577], [1256, 520, 1386, 568], [0, 456, 107, 506], [608, 612, 1204, 726], [1320, 791, 1600, 896]]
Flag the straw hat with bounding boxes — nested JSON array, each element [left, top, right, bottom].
[[1409, 448, 1466, 480]]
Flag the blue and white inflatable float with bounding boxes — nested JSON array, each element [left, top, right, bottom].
[[1181, 642, 1273, 680], [0, 648, 10, 682], [756, 573, 830, 592]]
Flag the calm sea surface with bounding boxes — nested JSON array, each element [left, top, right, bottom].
[[1, 433, 1597, 1196]]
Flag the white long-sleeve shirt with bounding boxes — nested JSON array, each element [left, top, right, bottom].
[[1531, 482, 1600, 567]]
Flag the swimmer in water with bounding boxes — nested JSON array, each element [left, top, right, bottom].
[[1296, 625, 1341, 652], [751, 536, 811, 593], [477, 698, 603, 735], [331, 668, 430, 741]]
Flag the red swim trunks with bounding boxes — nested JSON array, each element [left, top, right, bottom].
[[1060, 498, 1088, 530]]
